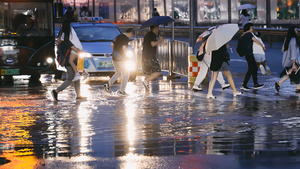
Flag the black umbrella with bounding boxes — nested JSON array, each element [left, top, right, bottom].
[[140, 16, 174, 29]]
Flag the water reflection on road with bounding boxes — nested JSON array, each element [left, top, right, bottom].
[[1, 76, 300, 168]]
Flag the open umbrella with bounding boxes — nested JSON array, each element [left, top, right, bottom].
[[196, 26, 218, 43], [140, 16, 174, 29], [237, 4, 256, 10], [205, 24, 239, 52]]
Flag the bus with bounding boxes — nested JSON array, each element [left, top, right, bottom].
[[0, 0, 56, 84]]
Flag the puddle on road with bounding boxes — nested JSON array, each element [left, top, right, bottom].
[[1, 77, 300, 167]]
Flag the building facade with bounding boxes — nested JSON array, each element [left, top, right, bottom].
[[58, 0, 300, 27]]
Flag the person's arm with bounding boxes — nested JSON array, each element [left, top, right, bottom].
[[151, 35, 163, 47], [252, 36, 265, 50]]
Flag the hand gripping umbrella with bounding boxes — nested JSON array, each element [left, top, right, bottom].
[[237, 4, 256, 10], [205, 24, 239, 52], [140, 16, 175, 29]]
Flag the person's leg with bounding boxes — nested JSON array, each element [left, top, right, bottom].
[[222, 70, 241, 96], [207, 71, 219, 98], [69, 53, 79, 74], [242, 56, 253, 87], [246, 55, 259, 85], [120, 63, 130, 92], [193, 60, 209, 87], [144, 72, 161, 83], [56, 66, 74, 93], [109, 61, 122, 86], [277, 75, 289, 86]]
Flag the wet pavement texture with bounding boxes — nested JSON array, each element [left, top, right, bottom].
[[1, 42, 300, 168]]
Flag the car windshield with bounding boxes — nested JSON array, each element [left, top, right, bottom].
[[73, 26, 121, 42]]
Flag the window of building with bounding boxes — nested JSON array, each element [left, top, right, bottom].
[[277, 0, 299, 19]]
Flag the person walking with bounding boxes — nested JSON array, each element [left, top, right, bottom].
[[275, 25, 300, 93], [253, 31, 271, 75], [240, 23, 265, 91], [104, 28, 135, 96], [141, 25, 163, 91], [192, 51, 230, 91], [153, 8, 160, 17], [206, 44, 242, 99], [51, 19, 86, 102], [239, 9, 251, 27]]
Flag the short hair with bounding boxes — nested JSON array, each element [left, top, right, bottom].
[[125, 28, 135, 34], [243, 23, 253, 32], [150, 25, 158, 30]]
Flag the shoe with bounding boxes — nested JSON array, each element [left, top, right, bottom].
[[117, 90, 127, 96], [206, 94, 216, 99], [221, 84, 230, 90], [82, 72, 89, 81], [275, 82, 280, 92], [51, 90, 58, 102], [296, 89, 300, 93], [104, 83, 110, 93], [254, 84, 264, 90], [76, 96, 87, 99], [240, 86, 251, 91], [142, 81, 150, 91], [192, 85, 203, 91], [233, 91, 243, 97], [72, 73, 81, 82], [259, 65, 266, 75], [266, 66, 271, 75]]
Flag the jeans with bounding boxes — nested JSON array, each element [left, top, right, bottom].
[[109, 61, 130, 92], [57, 66, 80, 96]]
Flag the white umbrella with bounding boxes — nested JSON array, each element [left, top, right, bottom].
[[205, 24, 239, 52], [237, 4, 256, 10]]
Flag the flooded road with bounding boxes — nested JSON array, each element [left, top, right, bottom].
[[1, 74, 300, 168]]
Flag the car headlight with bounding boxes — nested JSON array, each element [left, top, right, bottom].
[[79, 52, 92, 58], [126, 50, 134, 58], [47, 57, 53, 64]]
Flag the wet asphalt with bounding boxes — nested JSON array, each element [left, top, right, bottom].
[[1, 41, 300, 168]]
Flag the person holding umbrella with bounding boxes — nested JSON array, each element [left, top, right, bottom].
[[240, 23, 265, 91], [141, 25, 163, 91], [206, 44, 242, 99], [239, 9, 251, 27]]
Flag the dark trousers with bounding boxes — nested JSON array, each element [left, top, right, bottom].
[[243, 54, 258, 86]]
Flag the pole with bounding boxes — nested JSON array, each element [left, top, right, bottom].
[[189, 0, 195, 54]]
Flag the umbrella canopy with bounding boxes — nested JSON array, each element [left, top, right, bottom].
[[196, 26, 218, 43], [205, 24, 239, 52], [140, 16, 174, 29], [237, 4, 256, 10]]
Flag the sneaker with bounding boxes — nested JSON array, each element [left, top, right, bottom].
[[142, 81, 150, 91], [72, 73, 81, 82], [240, 86, 251, 91], [275, 82, 280, 92], [233, 91, 243, 97], [82, 72, 90, 81], [51, 90, 58, 102], [76, 96, 87, 99], [192, 85, 203, 91], [259, 65, 266, 75], [104, 83, 110, 93], [254, 84, 264, 89], [266, 66, 271, 75], [221, 84, 230, 90], [117, 90, 127, 96]]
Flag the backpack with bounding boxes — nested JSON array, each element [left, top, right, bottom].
[[56, 40, 73, 66], [236, 36, 245, 57]]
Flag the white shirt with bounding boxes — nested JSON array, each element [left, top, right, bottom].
[[253, 36, 265, 55], [239, 15, 251, 27], [61, 27, 83, 53]]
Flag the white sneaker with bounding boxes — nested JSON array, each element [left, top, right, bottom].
[[192, 85, 203, 91], [82, 72, 90, 81], [117, 90, 127, 96], [221, 84, 230, 90], [72, 73, 81, 82], [266, 66, 271, 75], [259, 65, 266, 75]]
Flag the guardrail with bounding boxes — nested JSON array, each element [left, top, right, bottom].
[[130, 38, 190, 77]]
